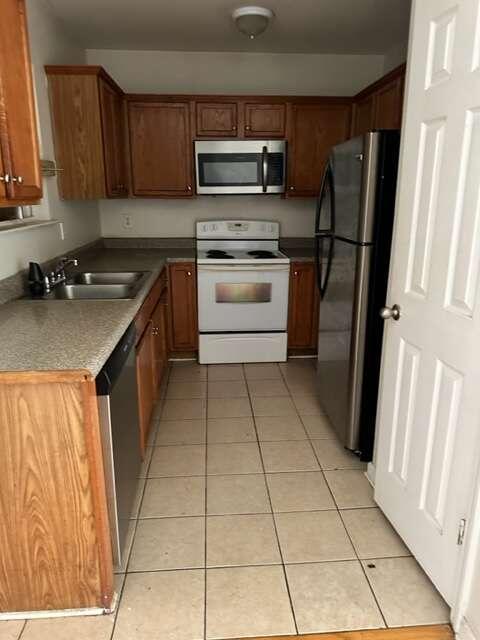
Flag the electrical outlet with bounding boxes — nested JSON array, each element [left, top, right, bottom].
[[122, 214, 133, 229]]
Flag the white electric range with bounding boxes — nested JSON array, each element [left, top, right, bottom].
[[196, 220, 291, 364]]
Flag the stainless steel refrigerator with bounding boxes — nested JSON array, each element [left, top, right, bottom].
[[315, 131, 400, 461]]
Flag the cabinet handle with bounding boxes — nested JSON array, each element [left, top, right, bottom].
[[12, 175, 23, 184], [289, 186, 295, 191], [245, 125, 251, 131], [293, 271, 298, 276], [232, 125, 237, 131], [0, 174, 11, 184], [187, 271, 192, 276], [187, 185, 192, 191]]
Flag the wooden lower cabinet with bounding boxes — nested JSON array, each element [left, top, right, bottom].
[[168, 262, 198, 352], [0, 371, 113, 613], [288, 262, 320, 350], [136, 320, 156, 454], [135, 270, 169, 454]]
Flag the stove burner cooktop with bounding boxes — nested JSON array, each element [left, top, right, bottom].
[[247, 250, 276, 258], [206, 250, 234, 259]]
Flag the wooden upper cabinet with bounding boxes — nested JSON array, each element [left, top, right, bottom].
[[46, 66, 127, 199], [352, 94, 375, 137], [168, 262, 198, 351], [373, 75, 404, 130], [129, 101, 193, 196], [244, 103, 286, 137], [0, 0, 42, 205], [288, 262, 319, 350], [99, 78, 128, 197], [287, 103, 350, 197], [196, 102, 238, 137], [352, 65, 406, 136]]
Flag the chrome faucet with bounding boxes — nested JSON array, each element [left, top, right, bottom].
[[47, 256, 79, 289]]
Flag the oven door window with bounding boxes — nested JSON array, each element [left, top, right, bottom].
[[216, 282, 272, 303], [198, 153, 261, 187]]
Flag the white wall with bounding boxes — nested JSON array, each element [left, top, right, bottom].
[[88, 48, 384, 239], [100, 195, 316, 238], [383, 41, 408, 74], [0, 0, 101, 280], [87, 49, 385, 96]]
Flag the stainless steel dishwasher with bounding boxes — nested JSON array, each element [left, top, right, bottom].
[[96, 322, 142, 568]]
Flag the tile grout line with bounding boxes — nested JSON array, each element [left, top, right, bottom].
[[245, 362, 300, 637], [203, 363, 209, 640], [337, 507, 389, 629], [15, 619, 26, 639]]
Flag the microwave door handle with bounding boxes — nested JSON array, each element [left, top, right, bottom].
[[261, 145, 268, 193]]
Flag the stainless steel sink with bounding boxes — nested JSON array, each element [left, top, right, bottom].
[[52, 283, 137, 300], [73, 271, 146, 285]]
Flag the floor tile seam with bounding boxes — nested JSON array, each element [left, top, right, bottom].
[[337, 506, 389, 628], [244, 363, 300, 635], [204, 365, 209, 640], [14, 620, 26, 640]]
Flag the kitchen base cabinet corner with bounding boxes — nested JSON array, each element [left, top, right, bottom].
[[288, 262, 320, 352], [0, 371, 113, 615]]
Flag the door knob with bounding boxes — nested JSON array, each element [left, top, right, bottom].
[[380, 304, 401, 321]]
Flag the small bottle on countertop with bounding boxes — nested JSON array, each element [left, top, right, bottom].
[[28, 261, 46, 298]]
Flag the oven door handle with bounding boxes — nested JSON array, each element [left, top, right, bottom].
[[261, 145, 268, 193], [198, 263, 290, 272]]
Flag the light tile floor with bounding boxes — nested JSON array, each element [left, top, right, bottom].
[[4, 359, 450, 640]]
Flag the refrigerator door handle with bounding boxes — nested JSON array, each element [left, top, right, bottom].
[[315, 162, 335, 235], [315, 235, 334, 300]]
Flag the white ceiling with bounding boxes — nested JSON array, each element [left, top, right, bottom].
[[46, 0, 411, 54]]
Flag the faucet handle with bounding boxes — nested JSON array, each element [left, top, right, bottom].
[[60, 256, 79, 266]]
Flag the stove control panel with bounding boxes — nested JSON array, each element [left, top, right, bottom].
[[196, 220, 279, 239]]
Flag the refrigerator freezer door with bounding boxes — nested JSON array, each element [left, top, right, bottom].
[[316, 241, 372, 449], [332, 133, 379, 244]]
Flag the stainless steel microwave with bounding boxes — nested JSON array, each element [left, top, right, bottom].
[[195, 140, 286, 195]]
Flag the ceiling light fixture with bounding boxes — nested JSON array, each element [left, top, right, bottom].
[[232, 6, 274, 40]]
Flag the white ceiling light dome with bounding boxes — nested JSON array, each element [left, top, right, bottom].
[[232, 6, 274, 40]]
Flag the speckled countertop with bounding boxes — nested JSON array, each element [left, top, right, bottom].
[[0, 242, 316, 375], [0, 248, 195, 376]]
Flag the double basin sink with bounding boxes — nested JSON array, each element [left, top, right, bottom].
[[47, 271, 150, 300]]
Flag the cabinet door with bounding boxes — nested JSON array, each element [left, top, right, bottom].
[[373, 76, 404, 130], [352, 94, 375, 137], [129, 102, 193, 196], [196, 102, 238, 137], [244, 103, 286, 137], [99, 78, 128, 197], [136, 321, 155, 454], [169, 263, 198, 351], [287, 104, 350, 197], [151, 295, 168, 392], [0, 0, 41, 202], [288, 262, 320, 349]]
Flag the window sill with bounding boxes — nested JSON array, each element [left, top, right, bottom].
[[0, 219, 60, 234]]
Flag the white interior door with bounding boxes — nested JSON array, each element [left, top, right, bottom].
[[375, 0, 480, 606]]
